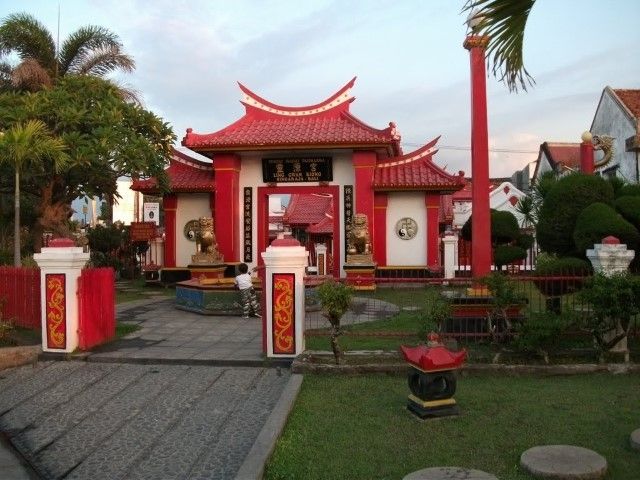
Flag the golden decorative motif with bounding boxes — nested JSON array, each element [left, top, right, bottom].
[[463, 35, 490, 50], [273, 276, 294, 353], [47, 276, 65, 347]]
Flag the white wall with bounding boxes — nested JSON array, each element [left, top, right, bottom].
[[592, 90, 639, 182], [386, 192, 426, 265], [175, 193, 211, 267], [112, 179, 141, 225]]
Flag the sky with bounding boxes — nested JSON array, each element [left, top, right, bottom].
[[1, 0, 639, 178]]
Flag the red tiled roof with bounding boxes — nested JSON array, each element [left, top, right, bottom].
[[613, 89, 640, 119], [452, 177, 512, 201], [307, 214, 333, 234], [283, 194, 333, 226], [182, 78, 401, 156], [541, 142, 581, 170], [373, 137, 465, 192], [439, 195, 453, 223], [132, 148, 214, 193]]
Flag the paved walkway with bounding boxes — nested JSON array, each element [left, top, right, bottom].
[[0, 298, 299, 480]]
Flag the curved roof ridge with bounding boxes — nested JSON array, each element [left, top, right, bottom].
[[377, 136, 440, 168], [238, 77, 357, 117]]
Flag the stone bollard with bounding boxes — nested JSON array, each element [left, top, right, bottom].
[[34, 238, 90, 353], [442, 232, 458, 279], [261, 235, 307, 358]]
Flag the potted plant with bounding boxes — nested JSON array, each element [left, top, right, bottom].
[[316, 279, 354, 365]]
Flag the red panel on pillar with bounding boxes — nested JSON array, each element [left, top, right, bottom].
[[214, 154, 241, 262], [425, 194, 440, 269], [45, 273, 66, 349], [353, 151, 377, 252], [272, 273, 295, 355], [373, 193, 388, 266], [163, 194, 177, 267], [580, 141, 594, 174]]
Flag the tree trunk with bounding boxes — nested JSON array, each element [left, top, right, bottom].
[[32, 182, 72, 252], [13, 169, 20, 267]]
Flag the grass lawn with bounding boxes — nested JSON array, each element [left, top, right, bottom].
[[265, 373, 640, 480], [115, 277, 171, 304]]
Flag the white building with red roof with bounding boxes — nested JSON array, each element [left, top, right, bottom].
[[133, 79, 464, 276], [591, 87, 640, 181]]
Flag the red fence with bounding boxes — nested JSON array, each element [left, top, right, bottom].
[[78, 267, 115, 350], [0, 267, 41, 329]]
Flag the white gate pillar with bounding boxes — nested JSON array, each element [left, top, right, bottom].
[[33, 238, 90, 353], [261, 235, 307, 358], [442, 232, 459, 279]]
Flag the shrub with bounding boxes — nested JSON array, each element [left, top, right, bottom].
[[614, 195, 640, 229], [617, 183, 640, 198], [512, 312, 573, 361], [533, 254, 591, 297], [573, 202, 640, 254], [317, 280, 354, 364], [579, 272, 640, 353], [417, 290, 450, 339], [536, 173, 614, 257], [491, 210, 520, 244], [494, 245, 527, 269]]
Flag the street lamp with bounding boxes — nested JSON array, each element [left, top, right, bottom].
[[464, 11, 492, 278]]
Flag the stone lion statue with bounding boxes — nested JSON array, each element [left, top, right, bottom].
[[347, 213, 371, 255], [198, 217, 216, 254]]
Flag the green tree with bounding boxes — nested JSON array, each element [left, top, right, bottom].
[[0, 12, 134, 96], [0, 120, 67, 265], [463, 0, 536, 92], [0, 76, 173, 251]]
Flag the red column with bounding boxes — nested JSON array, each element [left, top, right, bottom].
[[214, 154, 241, 261], [353, 151, 376, 253], [464, 35, 492, 278], [580, 137, 594, 174], [163, 194, 177, 267], [425, 194, 440, 269], [373, 193, 388, 266]]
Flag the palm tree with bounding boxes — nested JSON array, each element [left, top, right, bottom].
[[0, 12, 134, 93], [0, 120, 68, 266], [463, 0, 536, 92]]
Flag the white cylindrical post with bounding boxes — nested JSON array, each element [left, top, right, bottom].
[[34, 238, 90, 353], [442, 233, 459, 279], [261, 235, 308, 358]]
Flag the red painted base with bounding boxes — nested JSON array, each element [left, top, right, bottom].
[[450, 302, 525, 319], [343, 264, 376, 291]]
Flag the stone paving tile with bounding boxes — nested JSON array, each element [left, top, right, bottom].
[[187, 369, 290, 480], [124, 368, 263, 480], [0, 362, 85, 416], [0, 361, 53, 393], [65, 366, 226, 480], [32, 365, 188, 479], [12, 364, 149, 454], [2, 363, 114, 431]]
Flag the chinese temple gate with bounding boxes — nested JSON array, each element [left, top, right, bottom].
[[132, 78, 464, 277]]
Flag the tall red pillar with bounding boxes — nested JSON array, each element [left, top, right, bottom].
[[353, 151, 376, 253], [580, 133, 594, 174], [464, 34, 492, 278], [373, 193, 388, 266], [425, 194, 440, 269], [163, 194, 177, 267], [213, 154, 241, 262]]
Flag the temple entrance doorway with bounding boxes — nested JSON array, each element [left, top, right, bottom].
[[257, 185, 340, 277]]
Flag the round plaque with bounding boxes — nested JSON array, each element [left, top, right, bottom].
[[183, 219, 200, 241], [395, 217, 418, 240]]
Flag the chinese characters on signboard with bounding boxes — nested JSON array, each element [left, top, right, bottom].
[[244, 187, 252, 262], [262, 157, 332, 183], [343, 185, 353, 261]]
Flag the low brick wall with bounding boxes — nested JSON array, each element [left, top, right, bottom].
[[0, 345, 41, 371]]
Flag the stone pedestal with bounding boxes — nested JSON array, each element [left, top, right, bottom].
[[343, 262, 376, 291], [188, 263, 226, 280], [262, 236, 307, 358], [442, 233, 458, 279], [33, 238, 90, 353], [586, 236, 634, 274]]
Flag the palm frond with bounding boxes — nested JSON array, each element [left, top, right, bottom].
[[463, 0, 536, 92], [75, 45, 135, 76], [0, 13, 56, 73], [0, 119, 69, 172], [59, 25, 133, 75]]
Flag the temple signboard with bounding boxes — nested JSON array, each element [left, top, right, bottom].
[[130, 222, 157, 242], [262, 157, 332, 183]]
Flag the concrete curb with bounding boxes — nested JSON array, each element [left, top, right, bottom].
[[0, 345, 41, 372], [234, 373, 303, 480]]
